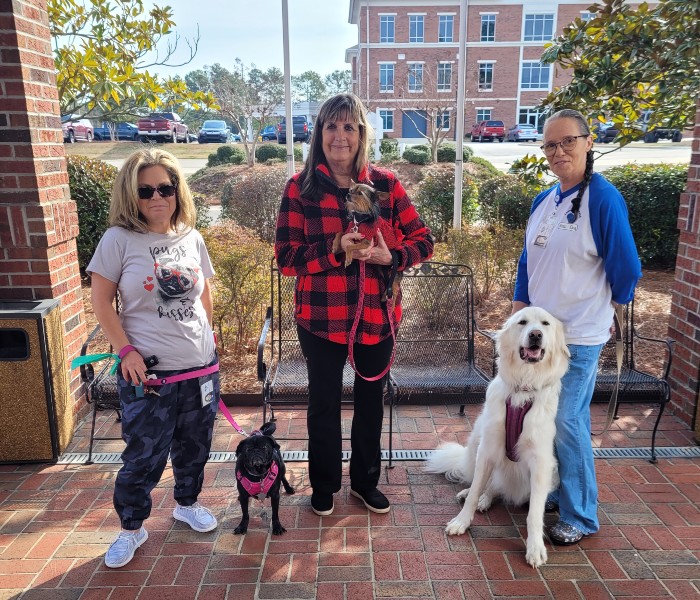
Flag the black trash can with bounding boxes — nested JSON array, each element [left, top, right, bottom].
[[0, 299, 74, 463]]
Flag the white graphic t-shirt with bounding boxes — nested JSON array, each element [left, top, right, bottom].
[[87, 226, 215, 370]]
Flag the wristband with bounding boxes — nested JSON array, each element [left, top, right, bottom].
[[118, 344, 137, 360]]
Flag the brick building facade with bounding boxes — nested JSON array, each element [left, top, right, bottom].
[[346, 0, 611, 138], [0, 2, 86, 417]]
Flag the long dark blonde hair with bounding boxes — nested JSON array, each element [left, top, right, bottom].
[[299, 93, 374, 200], [109, 147, 196, 233]]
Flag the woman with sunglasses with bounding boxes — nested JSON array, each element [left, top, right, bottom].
[[87, 148, 219, 568], [512, 109, 642, 544]]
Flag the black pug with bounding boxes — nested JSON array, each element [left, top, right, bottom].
[[234, 422, 295, 535]]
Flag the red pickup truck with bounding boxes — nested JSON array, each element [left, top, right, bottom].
[[137, 112, 189, 143], [469, 120, 505, 142]]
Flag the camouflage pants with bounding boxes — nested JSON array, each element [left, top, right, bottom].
[[114, 356, 219, 530]]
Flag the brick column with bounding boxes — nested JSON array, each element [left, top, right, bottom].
[[0, 1, 86, 412], [667, 99, 700, 435]]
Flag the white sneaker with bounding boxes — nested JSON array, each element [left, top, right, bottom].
[[104, 527, 148, 568], [173, 502, 218, 532]]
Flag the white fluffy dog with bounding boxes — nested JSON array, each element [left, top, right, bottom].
[[425, 306, 570, 568]]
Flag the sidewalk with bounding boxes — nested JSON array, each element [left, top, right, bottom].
[[1, 402, 698, 599]]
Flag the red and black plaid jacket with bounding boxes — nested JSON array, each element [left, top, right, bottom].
[[275, 162, 434, 345]]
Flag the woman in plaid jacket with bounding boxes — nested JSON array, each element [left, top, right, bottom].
[[275, 94, 434, 516]]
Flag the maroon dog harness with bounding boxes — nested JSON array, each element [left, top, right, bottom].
[[505, 396, 534, 462]]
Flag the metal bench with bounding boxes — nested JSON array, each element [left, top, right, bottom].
[[257, 261, 494, 465], [592, 299, 674, 463]]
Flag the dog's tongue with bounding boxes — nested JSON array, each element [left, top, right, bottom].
[[520, 346, 543, 361]]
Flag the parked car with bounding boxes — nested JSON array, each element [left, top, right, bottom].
[[639, 110, 682, 143], [277, 115, 310, 143], [231, 132, 242, 142], [197, 120, 231, 144], [507, 123, 538, 142], [136, 112, 189, 143], [260, 125, 277, 141], [469, 120, 505, 142], [593, 121, 619, 143], [93, 121, 139, 141], [61, 115, 94, 143]]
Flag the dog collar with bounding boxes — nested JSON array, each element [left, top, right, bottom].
[[505, 396, 534, 462], [237, 461, 279, 499]]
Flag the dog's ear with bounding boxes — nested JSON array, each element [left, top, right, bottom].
[[260, 421, 277, 437], [350, 179, 357, 187], [235, 438, 248, 457]]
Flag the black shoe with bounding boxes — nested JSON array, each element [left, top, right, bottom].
[[544, 499, 559, 513], [548, 520, 586, 545], [350, 488, 391, 514], [311, 491, 334, 516]]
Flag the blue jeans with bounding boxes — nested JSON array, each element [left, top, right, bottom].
[[549, 343, 604, 534]]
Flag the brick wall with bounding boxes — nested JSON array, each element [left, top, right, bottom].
[[667, 99, 700, 431], [0, 1, 87, 415]]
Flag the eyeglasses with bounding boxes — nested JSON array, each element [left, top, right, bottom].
[[137, 184, 177, 200], [540, 134, 588, 157]]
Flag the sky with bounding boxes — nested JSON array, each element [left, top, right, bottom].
[[145, 0, 358, 79]]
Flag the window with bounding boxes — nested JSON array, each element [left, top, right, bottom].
[[521, 61, 550, 89], [438, 15, 454, 43], [478, 63, 494, 91], [409, 15, 424, 43], [518, 108, 546, 132], [476, 108, 492, 122], [379, 63, 394, 92], [580, 12, 596, 22], [408, 63, 423, 92], [379, 110, 394, 131], [437, 62, 452, 92], [524, 14, 554, 41], [481, 15, 495, 42], [380, 15, 395, 43], [436, 111, 450, 131]]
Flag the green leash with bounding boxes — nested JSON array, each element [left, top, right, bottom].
[[71, 353, 121, 375]]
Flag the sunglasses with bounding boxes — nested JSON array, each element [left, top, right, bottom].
[[137, 184, 177, 200], [540, 134, 588, 157]]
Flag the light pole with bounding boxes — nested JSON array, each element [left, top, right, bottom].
[[453, 0, 468, 230], [282, 0, 294, 177]]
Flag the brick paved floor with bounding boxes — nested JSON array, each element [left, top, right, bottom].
[[1, 402, 698, 599]]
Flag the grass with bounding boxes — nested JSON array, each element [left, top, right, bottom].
[[63, 140, 290, 160]]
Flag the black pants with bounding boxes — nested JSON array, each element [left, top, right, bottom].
[[297, 325, 393, 494]]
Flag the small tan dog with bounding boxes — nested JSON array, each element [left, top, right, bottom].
[[332, 181, 404, 299]]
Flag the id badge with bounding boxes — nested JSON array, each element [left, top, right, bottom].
[[199, 375, 214, 407]]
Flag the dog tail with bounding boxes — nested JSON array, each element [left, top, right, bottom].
[[424, 442, 473, 483]]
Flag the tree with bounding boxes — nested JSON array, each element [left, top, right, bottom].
[[391, 61, 458, 162], [324, 70, 352, 96], [292, 71, 326, 103], [49, 0, 217, 120], [540, 0, 699, 144], [187, 61, 285, 166]]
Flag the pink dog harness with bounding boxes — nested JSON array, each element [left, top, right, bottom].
[[505, 396, 533, 462], [236, 458, 279, 499]]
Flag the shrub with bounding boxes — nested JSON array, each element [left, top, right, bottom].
[[219, 166, 288, 242], [67, 155, 118, 271], [202, 223, 272, 356], [192, 192, 212, 230], [403, 145, 431, 165], [478, 174, 541, 230], [414, 167, 479, 242], [255, 144, 284, 163], [294, 145, 303, 162], [468, 155, 502, 178], [447, 224, 525, 304], [437, 144, 474, 163], [207, 145, 245, 167], [380, 137, 400, 160], [603, 163, 687, 267]]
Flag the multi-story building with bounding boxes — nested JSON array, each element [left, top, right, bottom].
[[346, 0, 601, 139]]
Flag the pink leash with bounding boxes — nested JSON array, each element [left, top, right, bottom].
[[142, 362, 249, 436], [347, 260, 397, 381]]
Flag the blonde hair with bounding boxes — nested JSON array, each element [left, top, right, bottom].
[[109, 147, 196, 233], [300, 93, 374, 200]]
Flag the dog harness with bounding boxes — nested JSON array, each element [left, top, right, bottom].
[[236, 454, 280, 499], [505, 396, 534, 462]]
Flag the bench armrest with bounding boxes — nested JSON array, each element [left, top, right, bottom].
[[257, 306, 273, 382], [632, 328, 675, 381]]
